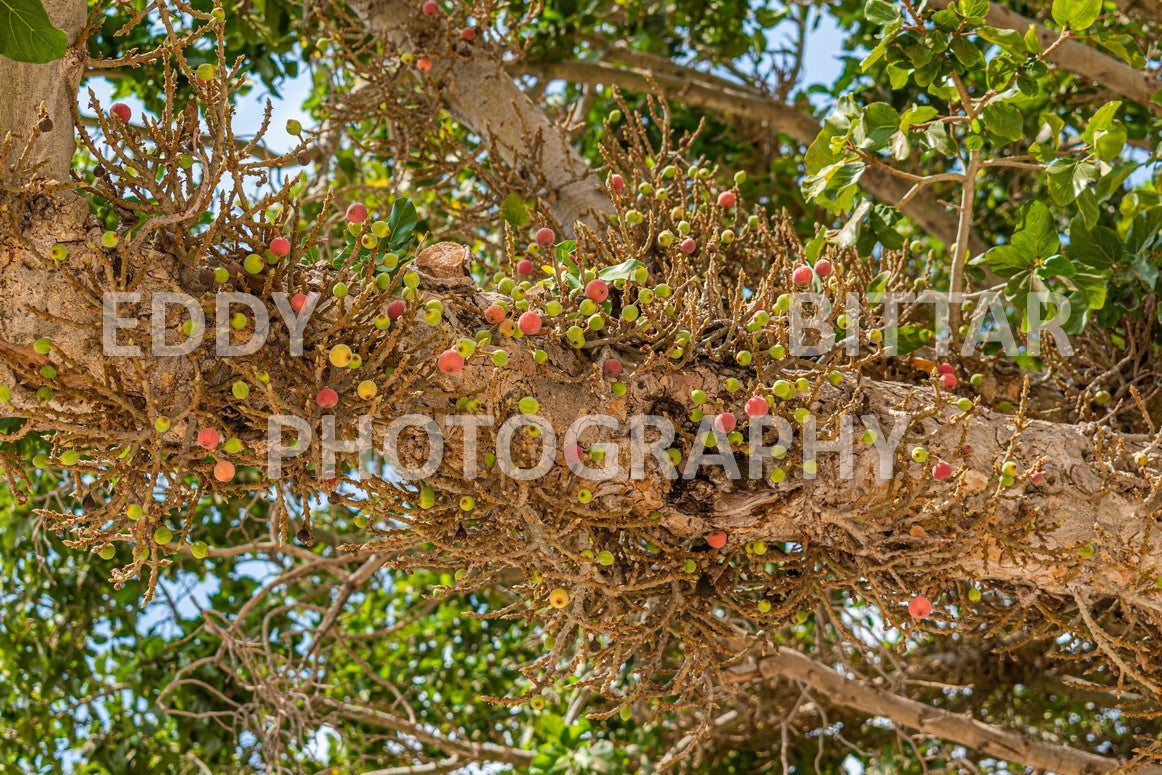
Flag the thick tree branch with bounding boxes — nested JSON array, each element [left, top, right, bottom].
[[512, 58, 987, 255], [930, 0, 1162, 111], [349, 0, 614, 234], [1113, 0, 1162, 22], [324, 699, 533, 766], [0, 0, 87, 182], [727, 647, 1160, 775]]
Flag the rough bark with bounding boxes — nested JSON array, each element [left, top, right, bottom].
[[930, 0, 1162, 111], [347, 0, 614, 235], [1114, 0, 1162, 22], [0, 0, 87, 182], [727, 647, 1158, 775]]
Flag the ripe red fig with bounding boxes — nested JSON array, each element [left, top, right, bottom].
[[563, 444, 584, 464], [1031, 470, 1046, 486], [680, 238, 696, 254], [932, 460, 953, 480], [421, 0, 438, 13], [111, 102, 131, 122], [316, 388, 339, 408], [269, 236, 291, 256], [535, 227, 555, 247], [437, 349, 464, 375], [346, 202, 368, 223], [714, 412, 736, 432], [518, 311, 542, 335], [608, 174, 625, 193], [484, 304, 506, 324], [792, 265, 813, 286], [461, 27, 475, 40], [937, 363, 954, 375], [813, 258, 832, 278], [908, 595, 932, 620], [197, 428, 221, 450], [516, 259, 533, 276], [417, 58, 432, 72], [585, 279, 609, 302], [716, 191, 736, 207], [706, 530, 728, 549], [602, 359, 622, 379], [213, 459, 235, 482], [387, 300, 407, 320], [940, 373, 957, 389], [290, 293, 309, 314], [745, 396, 768, 417]]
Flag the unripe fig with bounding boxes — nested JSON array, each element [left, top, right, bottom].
[[549, 588, 570, 608], [357, 380, 377, 399]]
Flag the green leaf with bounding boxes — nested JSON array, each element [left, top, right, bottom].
[[864, 0, 901, 25], [499, 192, 531, 228], [1095, 33, 1144, 68], [980, 245, 1032, 278], [1082, 101, 1121, 145], [597, 258, 646, 282], [0, 0, 67, 64], [981, 101, 1023, 142], [1067, 218, 1121, 269], [1045, 158, 1094, 206], [866, 270, 892, 304], [1051, 0, 1101, 30], [856, 102, 900, 150], [958, 0, 990, 21], [387, 198, 419, 250], [1011, 200, 1060, 260]]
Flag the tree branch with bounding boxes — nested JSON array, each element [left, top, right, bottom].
[[727, 647, 1161, 775], [512, 58, 987, 255], [349, 0, 614, 234], [930, 0, 1162, 111]]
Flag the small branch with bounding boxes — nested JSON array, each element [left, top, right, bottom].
[[727, 648, 1158, 775]]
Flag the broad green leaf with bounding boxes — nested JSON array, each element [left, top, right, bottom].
[[864, 0, 900, 25], [499, 192, 531, 228], [856, 102, 900, 150], [959, 0, 990, 21], [597, 258, 646, 282], [387, 198, 419, 250], [1051, 0, 1100, 30], [1011, 201, 1060, 260], [0, 0, 67, 64], [1045, 159, 1094, 206], [980, 245, 1032, 278], [981, 101, 1023, 142], [1082, 101, 1121, 145], [1067, 218, 1121, 269]]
